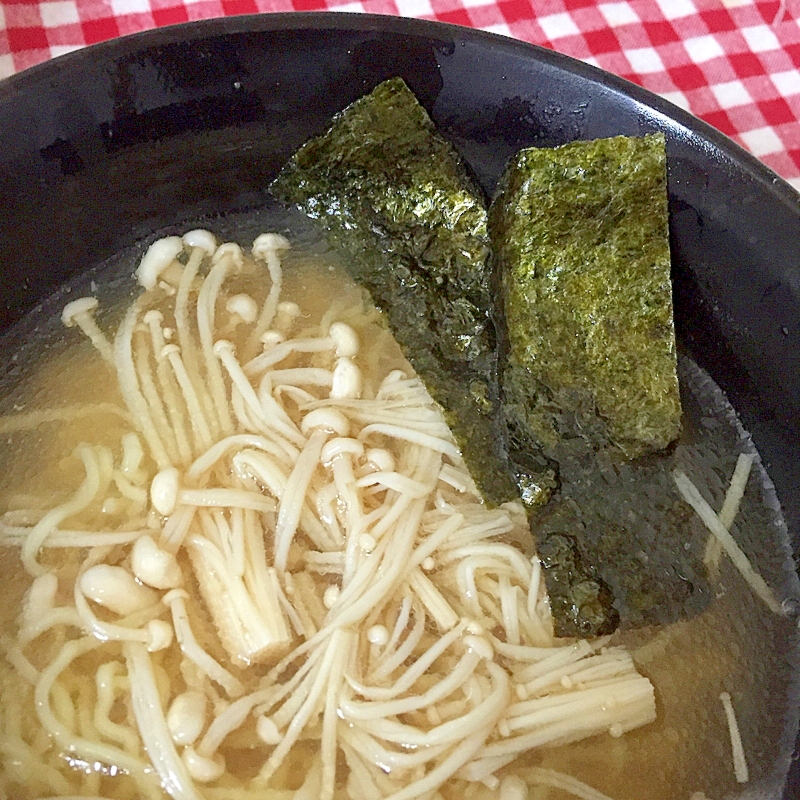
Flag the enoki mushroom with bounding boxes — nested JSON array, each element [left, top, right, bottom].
[[0, 231, 658, 800]]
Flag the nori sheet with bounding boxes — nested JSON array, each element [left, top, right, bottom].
[[271, 77, 518, 507], [490, 134, 682, 463], [490, 135, 701, 637]]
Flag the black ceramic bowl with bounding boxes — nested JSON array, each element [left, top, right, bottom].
[[1, 12, 799, 798]]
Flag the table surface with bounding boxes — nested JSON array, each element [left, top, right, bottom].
[[0, 0, 798, 192]]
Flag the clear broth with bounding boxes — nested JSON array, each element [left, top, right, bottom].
[[0, 209, 798, 800]]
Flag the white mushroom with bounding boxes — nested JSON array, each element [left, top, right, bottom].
[[150, 463, 275, 518], [167, 691, 208, 746], [136, 236, 184, 291], [61, 296, 97, 327], [300, 409, 350, 438], [144, 619, 174, 652], [120, 432, 145, 477], [367, 624, 389, 646], [61, 297, 114, 363], [365, 448, 395, 473], [211, 242, 243, 269], [321, 437, 364, 465], [260, 330, 285, 348], [256, 715, 282, 746], [150, 467, 181, 516], [379, 369, 407, 390], [330, 357, 363, 400], [329, 322, 359, 358], [226, 294, 258, 325], [131, 534, 183, 589], [274, 301, 301, 334], [101, 497, 127, 516], [323, 585, 340, 609], [182, 746, 225, 783], [461, 618, 485, 636], [80, 565, 158, 616], [252, 233, 290, 262], [142, 308, 164, 326], [182, 229, 217, 257]]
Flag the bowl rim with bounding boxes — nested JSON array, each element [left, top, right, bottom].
[[1, 10, 799, 796], [1, 11, 798, 213]]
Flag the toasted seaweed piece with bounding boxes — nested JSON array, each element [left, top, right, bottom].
[[272, 77, 518, 506], [491, 135, 703, 636], [538, 532, 619, 636], [490, 134, 681, 464]]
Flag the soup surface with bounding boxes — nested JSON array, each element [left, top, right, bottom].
[[0, 212, 797, 800]]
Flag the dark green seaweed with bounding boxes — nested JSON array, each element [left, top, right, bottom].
[[272, 77, 518, 506], [491, 135, 701, 636], [491, 134, 682, 464]]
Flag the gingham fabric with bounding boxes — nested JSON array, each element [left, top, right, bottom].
[[0, 0, 798, 190]]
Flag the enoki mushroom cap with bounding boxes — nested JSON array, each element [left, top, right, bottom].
[[329, 321, 359, 358], [160, 343, 181, 361], [260, 330, 285, 348], [252, 233, 290, 261], [143, 309, 164, 326], [256, 715, 282, 745], [182, 229, 217, 257], [22, 572, 58, 628], [167, 691, 207, 746], [499, 775, 529, 800], [321, 437, 364, 464], [80, 564, 158, 616], [461, 617, 485, 635], [331, 357, 363, 400], [211, 242, 244, 268], [163, 588, 189, 607], [380, 369, 407, 389], [226, 294, 258, 324], [367, 624, 389, 646], [145, 619, 174, 652], [212, 339, 236, 358], [182, 746, 225, 783], [150, 467, 181, 516], [136, 236, 184, 291], [365, 448, 395, 473], [323, 584, 340, 609], [276, 301, 300, 321], [301, 408, 350, 437], [61, 296, 99, 327], [132, 534, 183, 590]]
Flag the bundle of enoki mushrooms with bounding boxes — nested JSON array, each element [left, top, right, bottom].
[[0, 231, 658, 800]]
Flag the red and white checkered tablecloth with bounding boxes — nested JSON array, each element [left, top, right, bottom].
[[0, 0, 798, 190]]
